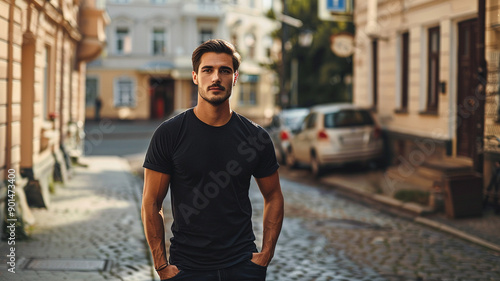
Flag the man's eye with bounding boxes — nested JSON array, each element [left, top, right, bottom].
[[202, 69, 211, 73], [221, 69, 231, 74]]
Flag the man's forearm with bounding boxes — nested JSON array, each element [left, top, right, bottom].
[[141, 204, 168, 269], [260, 191, 284, 264]]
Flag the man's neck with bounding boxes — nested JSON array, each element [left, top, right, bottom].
[[193, 101, 233, 127]]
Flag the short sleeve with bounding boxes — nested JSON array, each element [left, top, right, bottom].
[[253, 128, 279, 178], [143, 123, 173, 175]]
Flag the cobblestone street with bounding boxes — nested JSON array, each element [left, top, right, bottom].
[[1, 154, 500, 280], [260, 174, 500, 281]]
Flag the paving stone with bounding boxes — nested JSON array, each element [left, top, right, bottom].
[[2, 156, 500, 280], [273, 175, 500, 281], [0, 157, 152, 281]]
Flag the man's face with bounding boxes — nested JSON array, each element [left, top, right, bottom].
[[192, 52, 238, 106]]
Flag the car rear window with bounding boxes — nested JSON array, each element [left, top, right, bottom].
[[283, 112, 309, 130], [324, 110, 374, 128]]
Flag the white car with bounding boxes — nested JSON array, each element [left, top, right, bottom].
[[286, 103, 384, 177]]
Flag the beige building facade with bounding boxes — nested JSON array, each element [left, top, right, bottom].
[[86, 0, 279, 125], [353, 0, 500, 191], [1, 0, 107, 228]]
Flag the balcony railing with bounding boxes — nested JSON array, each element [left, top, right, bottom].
[[182, 0, 224, 17]]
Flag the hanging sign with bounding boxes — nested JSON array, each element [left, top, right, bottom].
[[330, 33, 355, 57]]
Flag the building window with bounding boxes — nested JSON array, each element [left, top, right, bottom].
[[401, 32, 409, 111], [239, 75, 258, 105], [263, 35, 273, 58], [86, 77, 99, 107], [114, 77, 135, 107], [200, 29, 213, 44], [371, 39, 378, 109], [427, 26, 440, 112], [116, 27, 131, 54], [245, 33, 256, 59], [152, 28, 166, 55]]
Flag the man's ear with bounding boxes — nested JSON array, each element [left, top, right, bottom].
[[192, 71, 198, 85], [233, 71, 239, 86]]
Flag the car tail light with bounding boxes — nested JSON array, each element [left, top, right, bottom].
[[280, 130, 290, 141], [373, 126, 382, 139], [318, 130, 329, 141]]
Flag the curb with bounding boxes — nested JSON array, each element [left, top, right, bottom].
[[319, 177, 500, 253], [320, 177, 432, 216], [414, 217, 500, 253]]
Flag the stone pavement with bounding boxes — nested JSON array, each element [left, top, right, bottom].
[[158, 174, 390, 281], [1, 152, 499, 281], [249, 179, 387, 281], [159, 171, 500, 281], [274, 176, 500, 281], [284, 167, 500, 253], [0, 156, 153, 281]]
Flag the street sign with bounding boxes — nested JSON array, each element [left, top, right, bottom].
[[327, 0, 347, 13], [318, 0, 353, 22]]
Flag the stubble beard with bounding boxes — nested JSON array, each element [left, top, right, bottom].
[[199, 86, 231, 106]]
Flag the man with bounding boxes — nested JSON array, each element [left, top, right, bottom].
[[94, 96, 102, 121], [141, 39, 284, 281]]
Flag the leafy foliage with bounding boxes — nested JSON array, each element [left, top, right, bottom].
[[394, 189, 430, 206], [268, 0, 355, 107]]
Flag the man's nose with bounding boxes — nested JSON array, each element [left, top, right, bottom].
[[211, 71, 221, 83]]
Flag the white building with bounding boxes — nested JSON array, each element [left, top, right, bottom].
[[86, 0, 279, 125], [352, 0, 500, 202]]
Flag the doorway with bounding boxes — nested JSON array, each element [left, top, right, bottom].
[[150, 78, 174, 119], [456, 18, 478, 158]]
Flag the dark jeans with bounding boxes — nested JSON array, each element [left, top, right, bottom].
[[161, 260, 267, 281]]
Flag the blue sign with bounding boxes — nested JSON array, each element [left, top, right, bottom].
[[327, 0, 347, 13]]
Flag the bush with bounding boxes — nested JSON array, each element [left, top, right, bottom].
[[394, 189, 430, 206]]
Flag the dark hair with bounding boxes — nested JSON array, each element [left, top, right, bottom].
[[192, 39, 241, 73]]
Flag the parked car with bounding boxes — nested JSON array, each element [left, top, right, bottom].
[[286, 103, 383, 177], [267, 108, 310, 164]]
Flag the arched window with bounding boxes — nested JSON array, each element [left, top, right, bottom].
[[152, 28, 166, 55], [116, 27, 132, 54]]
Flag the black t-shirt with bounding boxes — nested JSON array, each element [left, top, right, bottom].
[[143, 108, 279, 270]]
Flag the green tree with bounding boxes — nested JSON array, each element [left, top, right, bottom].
[[269, 0, 354, 107]]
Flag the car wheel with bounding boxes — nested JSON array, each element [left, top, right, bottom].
[[311, 154, 324, 178], [278, 148, 287, 164], [286, 148, 297, 169], [281, 153, 287, 165]]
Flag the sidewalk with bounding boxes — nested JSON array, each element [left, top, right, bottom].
[[0, 156, 154, 281]]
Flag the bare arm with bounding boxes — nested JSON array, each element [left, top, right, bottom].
[[141, 168, 179, 279], [252, 170, 284, 266]]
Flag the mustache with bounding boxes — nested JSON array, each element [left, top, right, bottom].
[[207, 84, 226, 91]]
